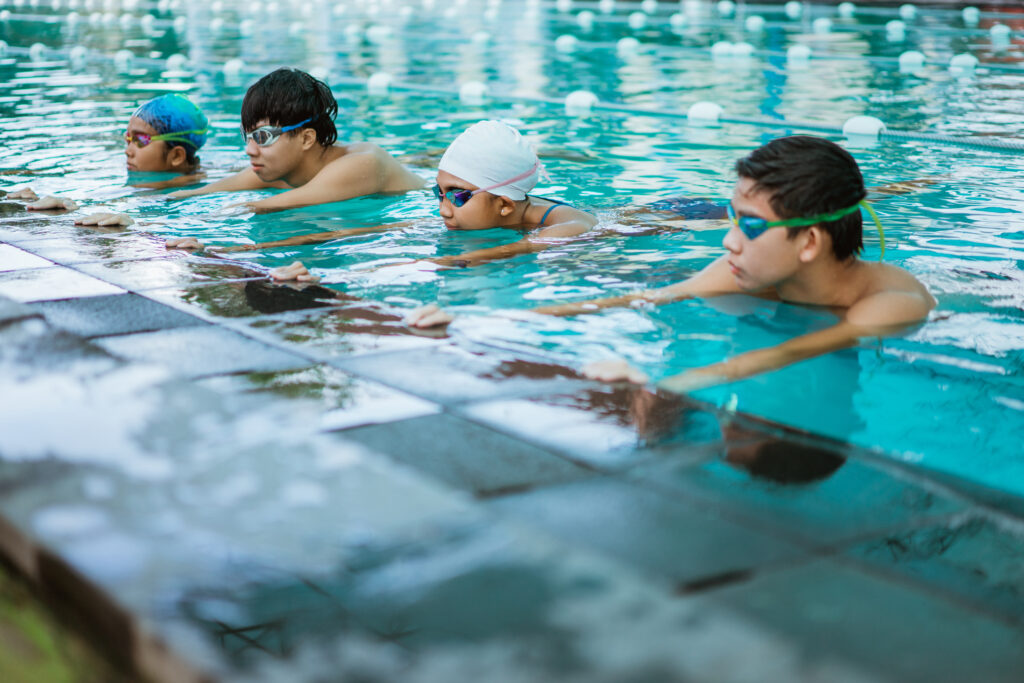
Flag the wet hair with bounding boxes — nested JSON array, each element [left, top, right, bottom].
[[241, 68, 338, 147], [742, 440, 846, 484], [735, 136, 866, 260], [133, 94, 208, 169]]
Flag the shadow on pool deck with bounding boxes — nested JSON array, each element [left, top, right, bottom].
[[3, 222, 1024, 682]]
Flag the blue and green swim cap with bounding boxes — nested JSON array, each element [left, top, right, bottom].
[[132, 93, 209, 152]]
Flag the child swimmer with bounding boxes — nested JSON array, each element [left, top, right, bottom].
[[5, 93, 209, 217]]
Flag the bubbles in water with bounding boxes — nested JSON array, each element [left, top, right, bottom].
[[459, 80, 488, 105], [113, 48, 133, 70], [687, 101, 723, 125], [616, 36, 640, 55], [564, 89, 598, 115], [555, 34, 578, 53], [367, 71, 392, 94], [29, 42, 48, 62], [885, 20, 906, 42], [784, 0, 801, 20], [744, 15, 764, 33]]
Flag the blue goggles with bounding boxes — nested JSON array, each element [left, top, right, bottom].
[[727, 200, 886, 258], [242, 116, 314, 147], [432, 184, 478, 208]]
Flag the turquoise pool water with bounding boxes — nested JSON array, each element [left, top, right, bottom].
[[2, 0, 1023, 493]]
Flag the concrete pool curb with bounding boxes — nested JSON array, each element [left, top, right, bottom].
[[2, 214, 1024, 681]]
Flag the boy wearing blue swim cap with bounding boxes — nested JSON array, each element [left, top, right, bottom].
[[167, 68, 423, 213]]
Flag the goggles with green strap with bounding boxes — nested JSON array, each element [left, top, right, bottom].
[[727, 200, 886, 259]]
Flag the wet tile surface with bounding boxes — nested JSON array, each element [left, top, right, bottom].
[[460, 386, 724, 468], [0, 243, 53, 272], [32, 293, 206, 338], [16, 232, 172, 265], [144, 280, 349, 319], [333, 344, 593, 405], [848, 514, 1024, 625], [704, 559, 1024, 683], [629, 431, 965, 546], [344, 412, 593, 496], [93, 326, 309, 377], [489, 477, 808, 586], [0, 266, 125, 303], [198, 365, 440, 432], [76, 255, 265, 291]]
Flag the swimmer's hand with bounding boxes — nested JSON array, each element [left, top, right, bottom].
[[581, 358, 650, 384], [269, 261, 321, 283], [27, 195, 79, 212], [166, 237, 204, 250], [75, 212, 134, 227], [404, 303, 454, 328], [7, 187, 39, 201], [166, 188, 202, 200], [656, 369, 729, 394]]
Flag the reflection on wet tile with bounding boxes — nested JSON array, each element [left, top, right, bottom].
[[332, 345, 591, 405], [0, 215, 117, 243], [198, 365, 439, 431], [344, 412, 591, 496], [0, 243, 53, 271], [705, 559, 1024, 683], [144, 280, 348, 319], [20, 233, 177, 265], [849, 515, 1024, 625], [93, 326, 309, 378], [490, 477, 805, 586], [76, 255, 264, 291], [0, 266, 124, 303], [32, 293, 205, 338], [245, 304, 445, 359], [629, 430, 964, 546], [460, 386, 723, 468], [0, 295, 38, 324]]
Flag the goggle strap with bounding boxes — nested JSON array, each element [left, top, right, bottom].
[[859, 200, 885, 260], [474, 159, 542, 195]]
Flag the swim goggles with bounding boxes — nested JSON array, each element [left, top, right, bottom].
[[727, 200, 886, 258], [433, 160, 542, 208], [124, 128, 208, 149], [241, 116, 314, 147]]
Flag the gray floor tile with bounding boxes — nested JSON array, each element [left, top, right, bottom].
[[32, 293, 206, 337], [93, 326, 309, 377], [0, 243, 53, 272], [703, 559, 1024, 683], [343, 412, 592, 496], [332, 344, 593, 405], [0, 267, 124, 303], [848, 513, 1024, 625], [489, 477, 807, 586], [460, 386, 723, 468]]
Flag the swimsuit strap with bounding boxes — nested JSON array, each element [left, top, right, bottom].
[[530, 196, 571, 228]]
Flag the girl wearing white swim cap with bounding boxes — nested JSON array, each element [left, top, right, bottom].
[[432, 121, 596, 264]]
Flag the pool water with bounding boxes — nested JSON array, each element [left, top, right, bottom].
[[2, 0, 1024, 494]]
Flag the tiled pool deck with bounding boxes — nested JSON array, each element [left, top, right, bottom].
[[2, 200, 1024, 682]]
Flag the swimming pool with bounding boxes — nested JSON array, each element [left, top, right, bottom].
[[2, 0, 1023, 498]]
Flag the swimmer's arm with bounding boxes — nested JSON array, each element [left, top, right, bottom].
[[433, 214, 597, 268], [244, 153, 384, 213], [132, 171, 207, 190], [657, 292, 934, 393], [534, 254, 740, 316], [167, 169, 287, 199], [211, 221, 412, 253], [867, 177, 942, 198]]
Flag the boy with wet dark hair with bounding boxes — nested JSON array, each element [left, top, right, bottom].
[[166, 67, 424, 215], [540, 135, 936, 392]]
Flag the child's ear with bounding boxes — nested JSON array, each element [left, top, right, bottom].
[[498, 196, 516, 217], [167, 145, 188, 170], [799, 226, 825, 262], [301, 128, 318, 150]]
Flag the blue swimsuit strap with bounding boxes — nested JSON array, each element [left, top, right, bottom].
[[530, 196, 570, 228]]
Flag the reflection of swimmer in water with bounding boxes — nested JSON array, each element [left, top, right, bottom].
[[3, 93, 210, 212]]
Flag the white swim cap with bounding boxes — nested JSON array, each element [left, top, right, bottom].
[[438, 120, 541, 201]]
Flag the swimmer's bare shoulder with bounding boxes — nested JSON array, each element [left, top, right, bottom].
[[326, 142, 425, 192], [847, 262, 936, 327]]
